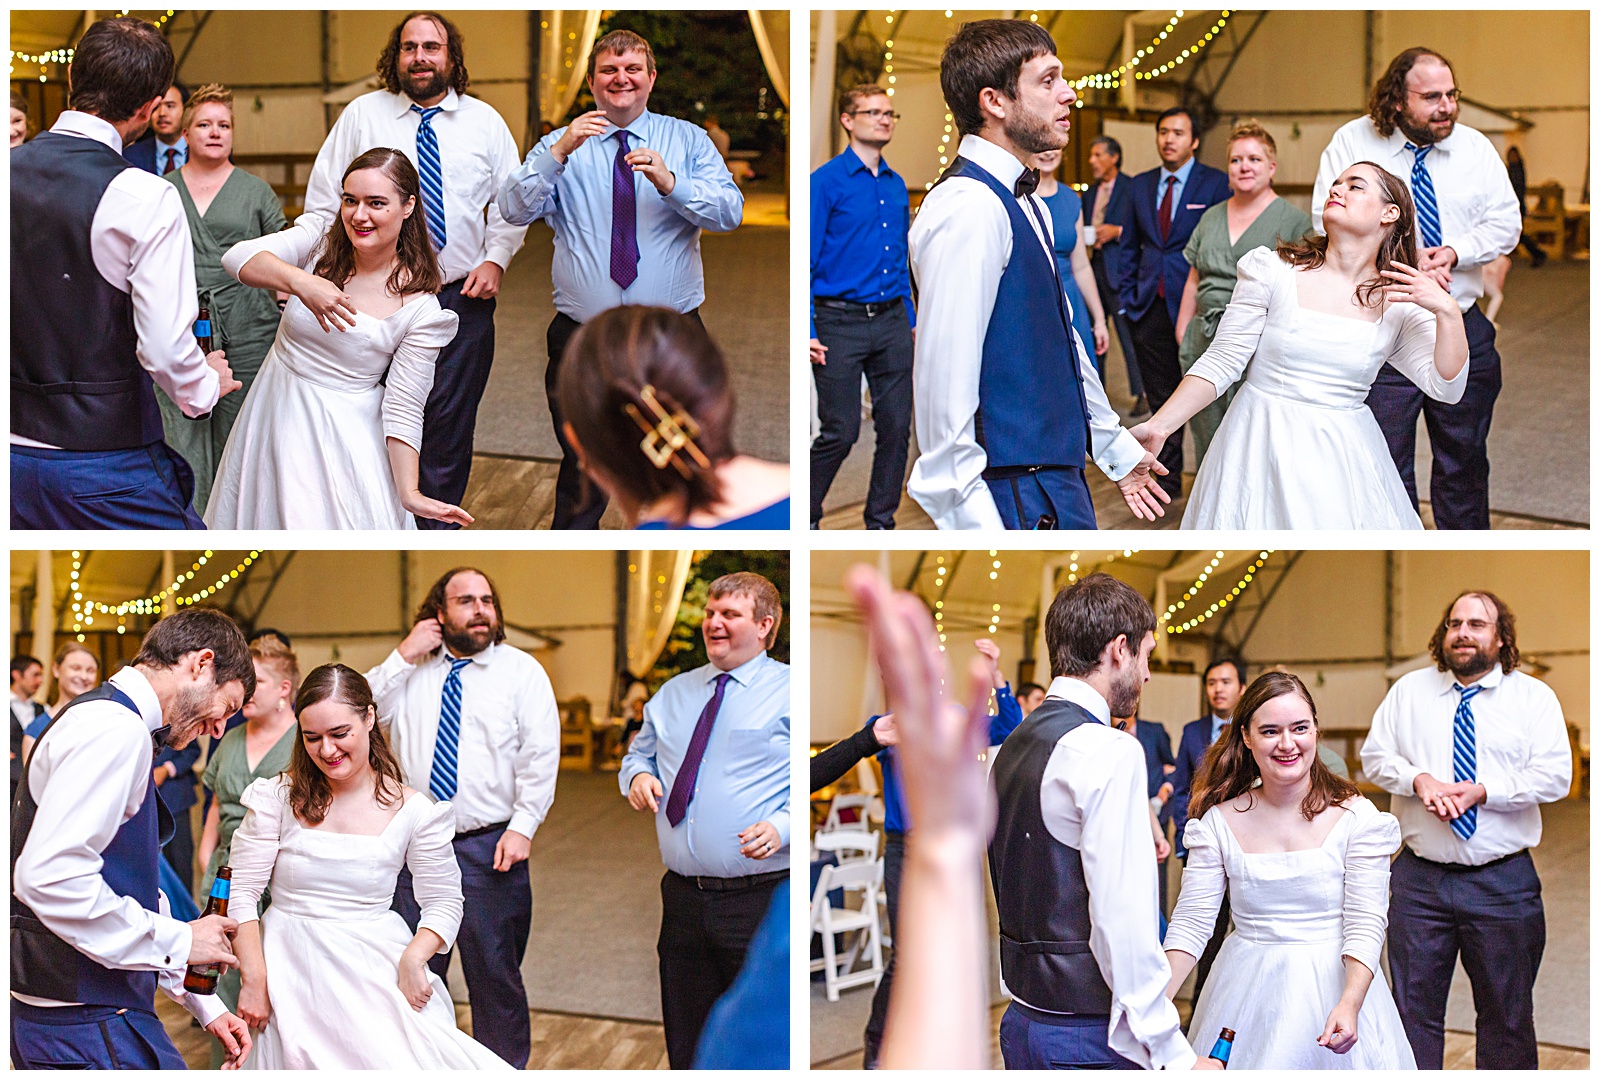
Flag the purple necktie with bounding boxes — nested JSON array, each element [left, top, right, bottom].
[[664, 673, 731, 827], [610, 130, 640, 289]]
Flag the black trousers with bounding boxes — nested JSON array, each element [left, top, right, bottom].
[[810, 302, 914, 529], [1387, 848, 1545, 1070], [416, 279, 498, 529], [546, 309, 703, 529], [658, 869, 780, 1069], [1179, 850, 1230, 1006], [860, 830, 903, 1067], [394, 827, 533, 1067], [1090, 252, 1144, 400], [1366, 304, 1502, 530], [161, 799, 195, 899], [1129, 302, 1185, 496]]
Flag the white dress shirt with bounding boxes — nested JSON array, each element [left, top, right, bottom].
[[1311, 117, 1521, 310], [305, 89, 528, 286], [366, 642, 560, 838], [11, 111, 220, 448], [11, 667, 225, 1025], [1360, 664, 1571, 865], [1021, 675, 1196, 1070], [12, 692, 39, 730], [907, 134, 1148, 530]]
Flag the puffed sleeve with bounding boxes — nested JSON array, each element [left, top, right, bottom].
[[1383, 302, 1465, 404], [221, 210, 333, 279], [1163, 808, 1228, 959], [405, 797, 465, 953], [228, 776, 290, 923], [1340, 799, 1401, 974], [1184, 246, 1279, 397], [381, 302, 460, 452]]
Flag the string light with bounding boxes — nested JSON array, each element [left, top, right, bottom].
[[1068, 11, 1230, 92], [933, 553, 946, 650], [1164, 550, 1274, 636], [1134, 12, 1231, 82], [987, 550, 1002, 634], [924, 8, 956, 191], [71, 551, 262, 636]]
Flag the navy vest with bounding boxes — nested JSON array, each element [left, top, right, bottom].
[[988, 697, 1114, 1014], [11, 131, 164, 451], [935, 156, 1092, 474], [12, 682, 173, 1013]]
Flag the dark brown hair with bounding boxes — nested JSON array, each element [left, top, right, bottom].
[[68, 17, 174, 122], [377, 12, 470, 97], [413, 567, 508, 647], [709, 572, 783, 649], [312, 148, 442, 297], [1428, 590, 1519, 675], [588, 30, 656, 79], [1367, 47, 1454, 138], [556, 305, 734, 524], [940, 19, 1056, 137], [134, 608, 256, 701], [1277, 161, 1416, 308], [1190, 671, 1360, 823], [1045, 572, 1157, 679], [839, 83, 888, 118], [287, 664, 404, 826], [10, 90, 29, 118]]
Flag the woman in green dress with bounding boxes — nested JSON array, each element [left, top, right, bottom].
[[1174, 120, 1313, 466], [197, 637, 298, 1066], [162, 83, 287, 515]]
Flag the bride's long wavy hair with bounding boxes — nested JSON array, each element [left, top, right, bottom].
[[1189, 671, 1360, 823], [312, 147, 442, 297], [287, 664, 405, 826], [1276, 160, 1417, 309]]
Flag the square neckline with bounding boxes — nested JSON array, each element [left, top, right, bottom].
[[296, 788, 421, 838], [1288, 263, 1385, 326], [1214, 801, 1354, 856]]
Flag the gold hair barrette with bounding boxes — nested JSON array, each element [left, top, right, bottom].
[[624, 385, 712, 479]]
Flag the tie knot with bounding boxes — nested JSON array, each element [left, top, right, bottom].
[[713, 672, 731, 689], [1405, 142, 1433, 163], [449, 656, 472, 674], [411, 104, 442, 123], [1453, 682, 1482, 702], [615, 129, 632, 151]]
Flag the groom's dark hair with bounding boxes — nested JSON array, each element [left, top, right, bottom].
[[68, 17, 174, 122], [1046, 573, 1156, 679], [940, 19, 1056, 137], [134, 607, 256, 701]]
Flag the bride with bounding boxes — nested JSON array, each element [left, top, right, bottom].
[[1164, 671, 1415, 1070], [1131, 162, 1468, 529], [205, 148, 472, 530], [228, 664, 508, 1069]]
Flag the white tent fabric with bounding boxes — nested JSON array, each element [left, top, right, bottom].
[[748, 10, 790, 107]]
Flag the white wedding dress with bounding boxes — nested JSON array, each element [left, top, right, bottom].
[[229, 776, 509, 1070], [1166, 797, 1416, 1070], [205, 213, 459, 530], [1180, 246, 1466, 530]]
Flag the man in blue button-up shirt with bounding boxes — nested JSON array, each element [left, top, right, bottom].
[[620, 571, 789, 1068], [498, 29, 743, 529], [810, 84, 915, 530]]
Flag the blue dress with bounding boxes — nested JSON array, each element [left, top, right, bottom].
[[637, 496, 790, 530], [1040, 185, 1101, 380]]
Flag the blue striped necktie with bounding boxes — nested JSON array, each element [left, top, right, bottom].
[[428, 656, 472, 801], [411, 104, 448, 252], [1450, 682, 1483, 840], [1406, 142, 1443, 249]]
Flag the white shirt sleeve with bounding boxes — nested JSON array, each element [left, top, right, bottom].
[[221, 212, 330, 279], [1480, 681, 1572, 811], [482, 116, 532, 269], [1384, 303, 1465, 403], [1442, 137, 1523, 270], [1358, 685, 1423, 799], [381, 303, 459, 452], [507, 660, 562, 841], [227, 778, 285, 925], [1340, 804, 1400, 975], [905, 180, 1007, 530], [1162, 810, 1226, 961], [365, 648, 418, 723], [407, 799, 466, 951], [304, 105, 360, 224], [1185, 247, 1275, 397]]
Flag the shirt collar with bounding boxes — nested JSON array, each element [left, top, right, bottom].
[[109, 666, 166, 733], [707, 651, 768, 689], [157, 133, 187, 156], [393, 87, 460, 118], [441, 642, 496, 668], [1042, 675, 1111, 726], [51, 110, 124, 153], [612, 109, 653, 141], [841, 145, 896, 178], [1161, 156, 1196, 186], [1436, 663, 1505, 695], [958, 132, 1026, 189]]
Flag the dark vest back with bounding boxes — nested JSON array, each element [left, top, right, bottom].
[[12, 682, 172, 1012], [987, 696, 1114, 1014], [933, 156, 1092, 473], [11, 131, 164, 450]]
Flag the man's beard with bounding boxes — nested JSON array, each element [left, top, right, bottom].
[[164, 680, 216, 749], [407, 65, 449, 102], [1396, 111, 1453, 147], [1105, 666, 1143, 719], [1444, 640, 1496, 679], [443, 619, 496, 657], [1005, 107, 1064, 156]]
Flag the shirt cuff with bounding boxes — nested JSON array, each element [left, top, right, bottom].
[[1390, 762, 1424, 800], [182, 990, 228, 1028], [506, 812, 538, 840], [768, 808, 791, 848], [157, 916, 193, 971], [1094, 427, 1149, 482]]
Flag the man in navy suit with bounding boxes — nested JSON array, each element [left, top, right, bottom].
[[122, 81, 187, 174], [1111, 108, 1230, 496], [1172, 657, 1243, 1001], [1082, 135, 1145, 413]]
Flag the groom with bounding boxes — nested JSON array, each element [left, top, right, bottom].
[[907, 19, 1167, 530], [988, 573, 1215, 1069]]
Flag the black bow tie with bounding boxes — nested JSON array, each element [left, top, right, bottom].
[[151, 725, 171, 751], [1013, 168, 1040, 198]]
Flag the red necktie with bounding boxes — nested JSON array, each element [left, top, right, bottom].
[[163, 148, 178, 175], [1157, 175, 1175, 297]]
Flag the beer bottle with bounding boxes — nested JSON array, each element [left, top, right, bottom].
[[1208, 1028, 1235, 1069], [183, 866, 231, 994], [195, 302, 213, 354]]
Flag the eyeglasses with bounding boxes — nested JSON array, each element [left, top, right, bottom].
[[1445, 618, 1494, 632], [1408, 88, 1461, 106], [850, 109, 901, 121]]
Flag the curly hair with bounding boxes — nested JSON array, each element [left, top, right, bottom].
[[312, 147, 442, 297], [1367, 47, 1453, 138], [287, 664, 405, 826], [1428, 590, 1519, 675], [377, 11, 470, 98], [1277, 161, 1416, 309], [413, 567, 508, 648]]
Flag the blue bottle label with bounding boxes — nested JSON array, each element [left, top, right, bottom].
[[195, 319, 211, 338], [1209, 1036, 1231, 1064], [210, 877, 230, 900]]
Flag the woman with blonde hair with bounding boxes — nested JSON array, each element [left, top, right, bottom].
[[1172, 120, 1313, 466]]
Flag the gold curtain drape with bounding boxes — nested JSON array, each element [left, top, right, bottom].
[[747, 10, 790, 107], [540, 10, 604, 126], [624, 551, 694, 679]]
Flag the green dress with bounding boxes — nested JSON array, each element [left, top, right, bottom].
[[1179, 196, 1313, 466], [161, 167, 287, 516], [199, 719, 296, 1063]]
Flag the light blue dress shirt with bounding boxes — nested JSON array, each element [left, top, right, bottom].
[[497, 109, 744, 322], [619, 651, 790, 878], [1209, 713, 1227, 744], [1154, 155, 1196, 214]]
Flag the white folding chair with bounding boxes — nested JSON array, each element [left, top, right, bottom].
[[809, 859, 886, 1001], [822, 792, 875, 833], [813, 829, 879, 865]]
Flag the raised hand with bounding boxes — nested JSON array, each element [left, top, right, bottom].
[[551, 111, 611, 163], [295, 273, 358, 333], [1380, 261, 1456, 316], [1115, 451, 1172, 522], [625, 146, 676, 196], [398, 617, 443, 664]]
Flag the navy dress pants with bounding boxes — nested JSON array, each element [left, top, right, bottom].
[[11, 1001, 187, 1070], [987, 466, 1096, 530], [416, 279, 497, 530], [999, 1002, 1141, 1070], [12, 443, 204, 530]]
